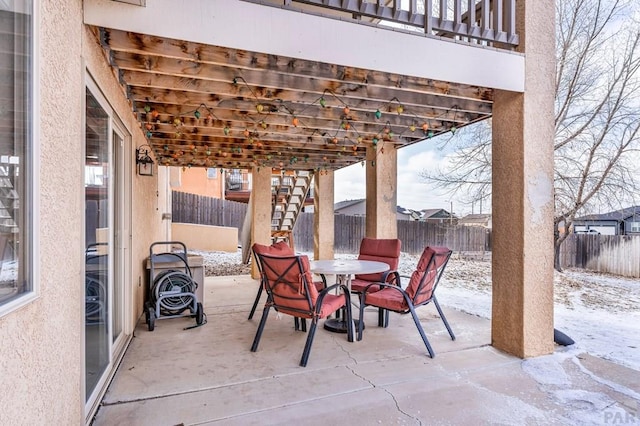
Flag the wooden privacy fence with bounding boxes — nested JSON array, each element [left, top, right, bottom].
[[174, 193, 640, 277], [294, 214, 490, 255], [559, 234, 640, 278], [172, 191, 247, 232], [171, 192, 491, 254]]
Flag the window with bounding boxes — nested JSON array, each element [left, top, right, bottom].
[[206, 168, 218, 179], [630, 222, 640, 233], [0, 1, 35, 315]]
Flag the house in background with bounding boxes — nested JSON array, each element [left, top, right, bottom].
[[420, 208, 457, 224], [173, 166, 225, 199], [397, 206, 423, 221], [335, 200, 436, 221], [459, 213, 492, 229], [334, 199, 367, 216], [573, 206, 640, 235]]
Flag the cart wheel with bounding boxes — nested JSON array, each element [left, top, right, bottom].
[[144, 301, 152, 324], [196, 302, 204, 325], [148, 307, 155, 331]]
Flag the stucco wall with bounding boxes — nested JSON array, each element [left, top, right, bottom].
[[177, 167, 224, 198], [0, 1, 166, 424], [0, 1, 85, 423], [171, 223, 238, 253]]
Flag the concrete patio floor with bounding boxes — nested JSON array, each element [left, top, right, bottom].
[[92, 275, 640, 425]]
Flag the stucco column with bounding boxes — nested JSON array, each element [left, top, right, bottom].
[[313, 170, 334, 260], [491, 0, 556, 357], [250, 166, 272, 278], [365, 145, 397, 238]]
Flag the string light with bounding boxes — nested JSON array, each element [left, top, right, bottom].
[[140, 84, 462, 169]]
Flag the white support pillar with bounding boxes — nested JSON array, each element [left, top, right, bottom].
[[365, 145, 397, 239], [491, 0, 556, 358], [313, 171, 334, 260]]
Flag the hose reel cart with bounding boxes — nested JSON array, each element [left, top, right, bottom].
[[145, 241, 204, 331]]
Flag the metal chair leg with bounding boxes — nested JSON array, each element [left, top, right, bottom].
[[357, 294, 366, 341], [300, 319, 318, 367], [377, 308, 389, 327], [433, 296, 455, 340], [408, 304, 435, 358], [251, 305, 271, 352], [248, 284, 263, 320], [344, 298, 355, 342]]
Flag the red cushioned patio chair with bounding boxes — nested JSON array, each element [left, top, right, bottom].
[[249, 241, 293, 320], [350, 238, 401, 327], [357, 246, 455, 358], [251, 252, 354, 367], [249, 242, 326, 332]]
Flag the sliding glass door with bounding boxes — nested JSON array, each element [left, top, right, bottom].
[[84, 81, 131, 413]]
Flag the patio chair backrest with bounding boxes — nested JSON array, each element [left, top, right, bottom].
[[405, 246, 452, 307], [252, 241, 294, 273], [355, 238, 401, 282], [255, 252, 318, 318]]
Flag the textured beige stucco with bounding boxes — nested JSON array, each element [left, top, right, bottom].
[[250, 167, 272, 278], [491, 0, 556, 358], [365, 145, 398, 238], [313, 171, 334, 260], [172, 223, 238, 253], [0, 1, 165, 424], [0, 1, 85, 423]]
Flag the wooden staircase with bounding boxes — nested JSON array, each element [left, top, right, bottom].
[[241, 170, 313, 263], [271, 170, 312, 240], [0, 165, 18, 234], [0, 164, 18, 286]]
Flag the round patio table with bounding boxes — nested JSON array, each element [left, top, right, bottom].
[[310, 259, 389, 334]]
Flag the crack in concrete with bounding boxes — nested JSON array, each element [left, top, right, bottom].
[[333, 335, 358, 364], [345, 365, 423, 425]]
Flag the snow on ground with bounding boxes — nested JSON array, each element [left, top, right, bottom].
[[195, 249, 640, 371]]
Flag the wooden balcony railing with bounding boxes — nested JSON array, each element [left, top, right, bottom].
[[257, 0, 518, 48]]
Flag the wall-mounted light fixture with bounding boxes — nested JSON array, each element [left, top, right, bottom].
[[136, 144, 155, 176]]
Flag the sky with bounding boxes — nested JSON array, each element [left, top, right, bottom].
[[334, 133, 480, 216]]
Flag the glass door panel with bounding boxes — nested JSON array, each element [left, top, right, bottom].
[[112, 129, 123, 344], [85, 88, 111, 400]]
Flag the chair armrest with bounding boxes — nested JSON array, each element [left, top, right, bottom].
[[315, 282, 351, 315], [360, 282, 407, 298], [319, 274, 327, 288], [321, 282, 345, 294], [381, 270, 401, 286]]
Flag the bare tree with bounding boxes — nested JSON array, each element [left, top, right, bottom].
[[420, 0, 640, 271]]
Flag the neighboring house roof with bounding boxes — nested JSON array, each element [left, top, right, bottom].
[[459, 214, 492, 225], [574, 206, 640, 222], [421, 209, 453, 220], [334, 201, 443, 220], [334, 199, 365, 211]]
